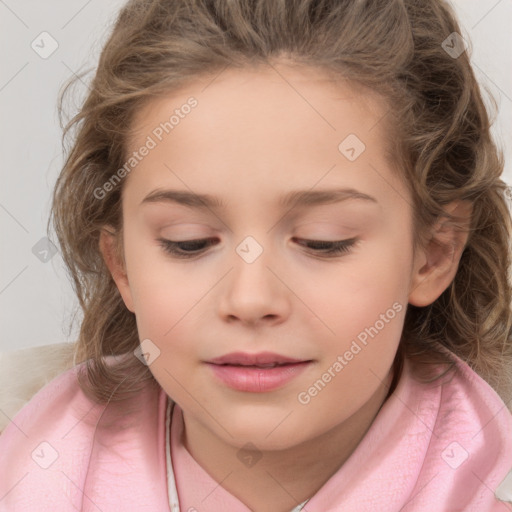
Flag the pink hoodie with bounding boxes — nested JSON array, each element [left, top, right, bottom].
[[1, 348, 511, 511]]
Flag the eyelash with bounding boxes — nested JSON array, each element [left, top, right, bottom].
[[157, 237, 358, 259]]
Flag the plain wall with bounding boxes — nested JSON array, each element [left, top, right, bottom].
[[1, 0, 511, 352]]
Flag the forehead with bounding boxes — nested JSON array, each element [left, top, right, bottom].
[[127, 63, 390, 149], [120, 63, 405, 215]]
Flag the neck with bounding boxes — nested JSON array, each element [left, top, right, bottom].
[[179, 368, 394, 512]]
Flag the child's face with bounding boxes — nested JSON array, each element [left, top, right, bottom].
[[111, 64, 420, 450]]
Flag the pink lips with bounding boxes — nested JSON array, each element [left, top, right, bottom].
[[205, 351, 313, 392]]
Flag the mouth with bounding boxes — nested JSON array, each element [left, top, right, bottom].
[[206, 351, 310, 366], [213, 362, 309, 369], [204, 352, 314, 392]]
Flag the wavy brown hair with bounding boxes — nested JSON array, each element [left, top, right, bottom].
[[49, 0, 512, 406]]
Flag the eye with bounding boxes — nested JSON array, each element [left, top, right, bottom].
[[157, 237, 218, 258], [157, 237, 358, 259], [293, 237, 358, 257]]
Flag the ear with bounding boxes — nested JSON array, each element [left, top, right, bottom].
[[99, 227, 135, 313], [408, 200, 472, 307]]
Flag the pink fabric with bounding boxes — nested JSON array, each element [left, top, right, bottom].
[[0, 367, 170, 511], [1, 349, 511, 511], [170, 402, 255, 510]]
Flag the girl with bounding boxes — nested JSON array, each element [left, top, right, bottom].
[[1, 0, 512, 510]]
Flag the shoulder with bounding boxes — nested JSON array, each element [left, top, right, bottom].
[[0, 364, 103, 508], [405, 345, 512, 438], [433, 348, 512, 445], [0, 362, 100, 444], [406, 346, 512, 509], [0, 343, 75, 433], [0, 359, 168, 511]]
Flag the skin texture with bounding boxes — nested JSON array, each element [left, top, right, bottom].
[[99, 62, 471, 512]]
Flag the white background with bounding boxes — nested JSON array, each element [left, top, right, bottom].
[[1, 0, 511, 352]]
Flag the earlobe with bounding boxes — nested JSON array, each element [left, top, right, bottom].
[[408, 200, 472, 307], [99, 227, 135, 313]]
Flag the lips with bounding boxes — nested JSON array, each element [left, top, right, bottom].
[[205, 352, 313, 392], [207, 351, 309, 367]]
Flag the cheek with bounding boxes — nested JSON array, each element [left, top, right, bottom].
[[304, 238, 411, 336], [130, 275, 204, 344], [122, 232, 201, 340], [127, 265, 204, 397], [297, 262, 408, 428]]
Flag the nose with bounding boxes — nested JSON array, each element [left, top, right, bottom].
[[217, 243, 291, 327]]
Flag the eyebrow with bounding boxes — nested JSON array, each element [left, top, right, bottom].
[[140, 187, 378, 210]]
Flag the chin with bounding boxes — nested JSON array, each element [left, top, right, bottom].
[[218, 412, 312, 451]]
